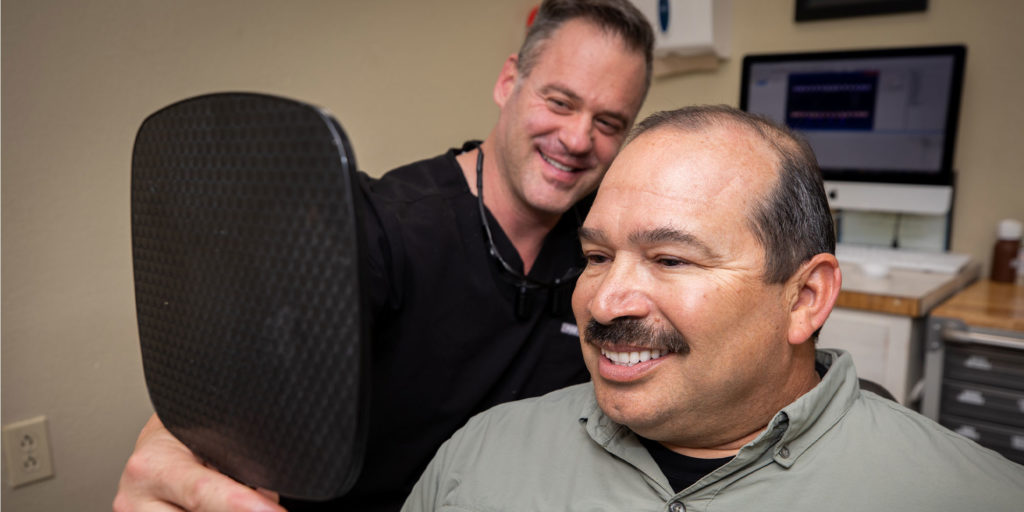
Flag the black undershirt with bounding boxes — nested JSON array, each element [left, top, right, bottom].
[[638, 435, 732, 493], [641, 362, 830, 493]]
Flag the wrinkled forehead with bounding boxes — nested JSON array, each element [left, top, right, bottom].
[[595, 124, 780, 216]]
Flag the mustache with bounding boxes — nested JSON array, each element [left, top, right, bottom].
[[584, 318, 690, 355]]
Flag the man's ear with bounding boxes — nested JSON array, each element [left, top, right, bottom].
[[786, 253, 842, 346], [493, 54, 520, 108]]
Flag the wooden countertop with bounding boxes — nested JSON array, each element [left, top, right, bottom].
[[836, 261, 981, 317], [930, 279, 1024, 333]]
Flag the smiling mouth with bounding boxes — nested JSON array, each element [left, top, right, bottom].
[[600, 348, 669, 367], [540, 151, 581, 173]]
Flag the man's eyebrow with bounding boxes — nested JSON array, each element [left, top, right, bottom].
[[540, 83, 583, 104], [632, 227, 719, 259], [540, 83, 631, 126], [628, 227, 698, 245], [579, 226, 717, 258], [578, 226, 607, 245]]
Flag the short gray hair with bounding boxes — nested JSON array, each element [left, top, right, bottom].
[[517, 0, 654, 98]]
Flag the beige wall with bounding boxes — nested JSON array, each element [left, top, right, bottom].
[[2, 1, 1022, 510]]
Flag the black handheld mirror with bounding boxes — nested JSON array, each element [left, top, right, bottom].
[[131, 92, 369, 500]]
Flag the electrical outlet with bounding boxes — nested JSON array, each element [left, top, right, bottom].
[[3, 416, 55, 487]]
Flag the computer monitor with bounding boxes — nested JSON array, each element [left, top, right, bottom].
[[740, 45, 966, 215]]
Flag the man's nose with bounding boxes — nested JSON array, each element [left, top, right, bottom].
[[587, 258, 651, 325], [560, 114, 594, 156]]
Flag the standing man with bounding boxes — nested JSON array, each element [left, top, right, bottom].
[[402, 105, 1024, 511], [114, 1, 653, 511]]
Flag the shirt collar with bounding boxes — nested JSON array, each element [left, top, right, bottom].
[[578, 387, 674, 497], [578, 349, 862, 470], [753, 349, 860, 467]]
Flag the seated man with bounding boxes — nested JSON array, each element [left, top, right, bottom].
[[402, 105, 1024, 511]]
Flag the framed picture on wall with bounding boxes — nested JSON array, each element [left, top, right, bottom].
[[795, 0, 928, 21]]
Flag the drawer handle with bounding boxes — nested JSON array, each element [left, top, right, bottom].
[[956, 425, 980, 441], [964, 355, 993, 371], [956, 389, 986, 405], [942, 327, 1024, 351]]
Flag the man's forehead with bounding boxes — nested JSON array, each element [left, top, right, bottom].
[[606, 125, 777, 195], [583, 124, 778, 242]]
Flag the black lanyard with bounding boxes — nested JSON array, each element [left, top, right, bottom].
[[472, 143, 582, 319]]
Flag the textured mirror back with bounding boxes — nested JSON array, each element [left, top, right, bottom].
[[131, 93, 367, 499]]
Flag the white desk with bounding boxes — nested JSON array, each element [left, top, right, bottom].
[[818, 260, 980, 405]]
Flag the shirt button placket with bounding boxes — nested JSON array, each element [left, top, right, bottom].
[[668, 501, 685, 512]]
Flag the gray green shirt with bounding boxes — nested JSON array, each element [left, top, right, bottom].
[[403, 349, 1024, 511]]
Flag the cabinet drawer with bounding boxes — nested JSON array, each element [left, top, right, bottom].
[[940, 413, 1024, 465], [944, 343, 1024, 392], [940, 379, 1024, 428]]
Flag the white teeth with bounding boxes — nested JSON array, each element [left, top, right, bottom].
[[540, 152, 574, 172], [601, 348, 668, 367]]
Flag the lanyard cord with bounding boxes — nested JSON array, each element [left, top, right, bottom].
[[474, 144, 582, 290]]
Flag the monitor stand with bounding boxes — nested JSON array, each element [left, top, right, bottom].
[[825, 181, 955, 251], [824, 181, 953, 216]]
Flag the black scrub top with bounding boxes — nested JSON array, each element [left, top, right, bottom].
[[283, 142, 590, 511]]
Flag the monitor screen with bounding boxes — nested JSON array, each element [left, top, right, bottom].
[[740, 45, 966, 186]]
